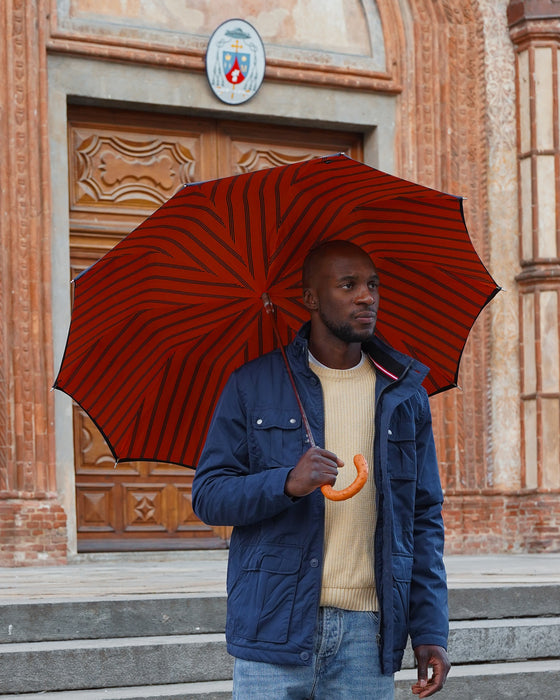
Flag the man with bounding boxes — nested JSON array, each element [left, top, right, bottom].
[[192, 240, 450, 698]]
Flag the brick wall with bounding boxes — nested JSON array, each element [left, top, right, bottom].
[[0, 500, 68, 566], [444, 493, 560, 554], [2, 491, 559, 563]]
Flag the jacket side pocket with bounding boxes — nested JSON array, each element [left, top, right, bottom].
[[227, 543, 303, 644]]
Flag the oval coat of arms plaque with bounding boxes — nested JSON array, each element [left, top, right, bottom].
[[206, 19, 266, 105]]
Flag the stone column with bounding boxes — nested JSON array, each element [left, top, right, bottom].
[[508, 1, 560, 492], [0, 0, 67, 564]]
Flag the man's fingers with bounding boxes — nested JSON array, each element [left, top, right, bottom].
[[312, 447, 344, 468], [412, 646, 450, 697]]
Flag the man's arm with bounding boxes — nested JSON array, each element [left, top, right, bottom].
[[192, 371, 292, 526], [409, 390, 450, 694], [192, 370, 339, 526]]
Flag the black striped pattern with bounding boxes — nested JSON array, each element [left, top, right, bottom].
[[54, 154, 500, 467]]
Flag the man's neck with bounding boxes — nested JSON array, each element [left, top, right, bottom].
[[307, 336, 363, 370]]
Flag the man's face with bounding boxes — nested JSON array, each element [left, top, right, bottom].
[[306, 249, 380, 345]]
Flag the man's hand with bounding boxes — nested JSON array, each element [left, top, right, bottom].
[[284, 447, 343, 498], [411, 645, 450, 697]]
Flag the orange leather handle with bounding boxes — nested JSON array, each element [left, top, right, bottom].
[[321, 454, 369, 501]]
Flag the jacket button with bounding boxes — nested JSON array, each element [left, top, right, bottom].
[[300, 651, 310, 661], [388, 429, 393, 435], [256, 419, 263, 425], [289, 418, 296, 424], [310, 558, 319, 568]]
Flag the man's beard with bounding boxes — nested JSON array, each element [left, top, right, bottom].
[[319, 311, 375, 344]]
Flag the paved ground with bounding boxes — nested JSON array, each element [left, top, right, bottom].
[[1, 552, 559, 602]]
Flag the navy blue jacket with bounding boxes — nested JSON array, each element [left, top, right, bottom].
[[192, 323, 448, 674]]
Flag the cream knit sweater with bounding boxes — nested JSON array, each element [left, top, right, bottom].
[[310, 353, 378, 611]]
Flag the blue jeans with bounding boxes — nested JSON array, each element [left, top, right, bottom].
[[232, 607, 395, 699]]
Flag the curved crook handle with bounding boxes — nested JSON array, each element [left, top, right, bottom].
[[321, 454, 369, 501]]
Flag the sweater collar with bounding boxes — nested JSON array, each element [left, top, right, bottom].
[[292, 322, 429, 388]]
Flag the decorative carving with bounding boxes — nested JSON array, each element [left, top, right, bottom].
[[125, 488, 165, 530], [77, 487, 114, 531], [236, 148, 318, 174], [82, 492, 109, 525], [132, 495, 157, 523], [71, 131, 196, 210]]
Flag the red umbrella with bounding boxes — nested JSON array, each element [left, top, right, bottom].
[[54, 153, 500, 468]]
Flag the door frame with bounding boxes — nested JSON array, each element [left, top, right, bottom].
[[48, 54, 398, 555]]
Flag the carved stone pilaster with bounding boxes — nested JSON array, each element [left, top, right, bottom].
[[0, 0, 67, 564], [508, 0, 560, 490]]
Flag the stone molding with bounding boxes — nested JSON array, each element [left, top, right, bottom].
[[508, 0, 560, 24], [46, 0, 404, 94]]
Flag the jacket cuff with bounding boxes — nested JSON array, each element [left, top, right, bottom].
[[411, 634, 448, 651]]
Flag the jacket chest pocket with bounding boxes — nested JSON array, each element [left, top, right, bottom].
[[249, 409, 305, 469], [387, 426, 416, 552], [387, 425, 417, 481]]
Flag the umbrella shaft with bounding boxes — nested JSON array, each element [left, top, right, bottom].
[[262, 294, 316, 448]]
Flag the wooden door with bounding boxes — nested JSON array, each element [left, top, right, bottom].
[[68, 105, 362, 552]]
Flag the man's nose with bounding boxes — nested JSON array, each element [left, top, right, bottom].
[[355, 286, 376, 305]]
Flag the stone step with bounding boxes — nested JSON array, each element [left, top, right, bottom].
[[1, 585, 559, 697], [2, 583, 558, 644], [395, 659, 560, 699], [0, 634, 233, 695], [2, 661, 560, 700], [448, 616, 560, 665], [448, 583, 560, 620], [0, 680, 233, 700], [399, 615, 560, 668], [0, 595, 227, 644], [1, 617, 559, 694]]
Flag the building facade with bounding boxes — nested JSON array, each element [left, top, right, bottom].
[[1, 0, 559, 565]]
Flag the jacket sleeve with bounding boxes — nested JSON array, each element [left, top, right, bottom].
[[408, 389, 449, 650], [191, 369, 297, 527]]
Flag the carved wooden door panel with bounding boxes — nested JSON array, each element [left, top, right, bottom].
[[68, 105, 362, 552]]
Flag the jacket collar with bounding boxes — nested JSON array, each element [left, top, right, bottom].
[[291, 322, 429, 389]]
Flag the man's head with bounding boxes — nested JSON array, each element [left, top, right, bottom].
[[302, 240, 379, 349]]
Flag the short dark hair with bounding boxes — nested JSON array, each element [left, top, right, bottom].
[[302, 240, 368, 289]]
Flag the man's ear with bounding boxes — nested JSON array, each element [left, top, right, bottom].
[[303, 288, 318, 310]]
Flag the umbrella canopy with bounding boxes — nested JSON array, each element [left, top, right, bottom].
[[54, 153, 500, 468]]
